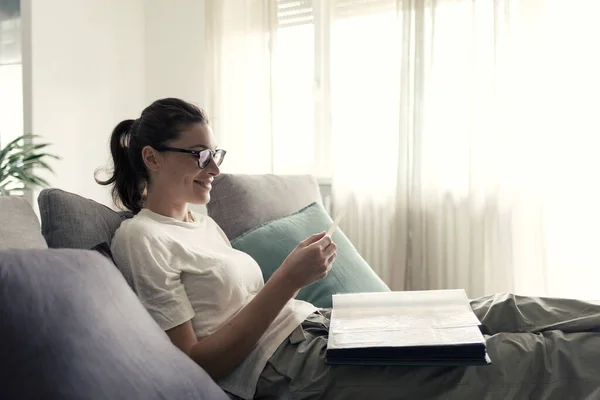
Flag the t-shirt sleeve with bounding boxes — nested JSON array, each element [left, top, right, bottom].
[[112, 229, 195, 331]]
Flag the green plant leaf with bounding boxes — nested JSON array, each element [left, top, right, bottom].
[[2, 144, 52, 160], [0, 135, 26, 153], [20, 159, 55, 173], [1, 154, 58, 172], [0, 134, 59, 195], [0, 135, 39, 160]]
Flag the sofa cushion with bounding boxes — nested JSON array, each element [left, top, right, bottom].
[[207, 174, 322, 239], [231, 202, 390, 308], [38, 188, 132, 249], [0, 248, 229, 400], [0, 196, 47, 250]]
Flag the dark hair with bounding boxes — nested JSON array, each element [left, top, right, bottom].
[[96, 98, 209, 214]]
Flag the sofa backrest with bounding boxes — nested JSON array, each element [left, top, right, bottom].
[[0, 196, 48, 250], [36, 174, 323, 249], [207, 173, 323, 239]]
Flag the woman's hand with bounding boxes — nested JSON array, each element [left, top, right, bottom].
[[273, 232, 337, 291]]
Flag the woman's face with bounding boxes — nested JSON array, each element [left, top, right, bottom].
[[146, 123, 221, 206]]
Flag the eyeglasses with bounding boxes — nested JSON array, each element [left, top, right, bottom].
[[155, 146, 226, 169]]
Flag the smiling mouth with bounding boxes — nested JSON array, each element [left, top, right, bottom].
[[194, 180, 213, 189]]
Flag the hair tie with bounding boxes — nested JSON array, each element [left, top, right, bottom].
[[120, 129, 131, 149], [121, 119, 139, 149]]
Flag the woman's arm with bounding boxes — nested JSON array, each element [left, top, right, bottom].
[[168, 271, 297, 380], [167, 232, 337, 381]]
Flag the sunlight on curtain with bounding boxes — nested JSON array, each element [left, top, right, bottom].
[[205, 0, 277, 174], [332, 0, 600, 299], [400, 0, 534, 297], [530, 0, 600, 299], [413, 0, 600, 299], [206, 0, 600, 300], [331, 11, 400, 199], [206, 0, 319, 176], [329, 7, 401, 285], [272, 23, 316, 175]]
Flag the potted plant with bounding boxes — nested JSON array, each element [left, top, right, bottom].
[[0, 134, 59, 196]]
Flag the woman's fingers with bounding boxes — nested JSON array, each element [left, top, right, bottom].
[[299, 231, 327, 247], [323, 241, 337, 258], [326, 252, 337, 272]]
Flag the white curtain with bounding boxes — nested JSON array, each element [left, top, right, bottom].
[[332, 0, 600, 299], [205, 0, 323, 176], [206, 0, 600, 300], [205, 0, 277, 174]]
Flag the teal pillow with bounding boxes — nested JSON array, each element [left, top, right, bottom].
[[231, 202, 390, 308]]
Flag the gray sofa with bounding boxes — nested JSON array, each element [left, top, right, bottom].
[[0, 174, 322, 400]]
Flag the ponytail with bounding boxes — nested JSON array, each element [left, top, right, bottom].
[[95, 119, 146, 214]]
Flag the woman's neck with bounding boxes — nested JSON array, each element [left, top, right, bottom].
[[144, 193, 190, 222]]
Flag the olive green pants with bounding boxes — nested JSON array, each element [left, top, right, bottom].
[[255, 293, 600, 400]]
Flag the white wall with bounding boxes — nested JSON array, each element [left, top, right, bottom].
[[20, 0, 207, 210], [23, 0, 145, 206], [144, 0, 208, 214], [144, 0, 206, 107]]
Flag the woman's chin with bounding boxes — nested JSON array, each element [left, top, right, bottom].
[[189, 190, 211, 205]]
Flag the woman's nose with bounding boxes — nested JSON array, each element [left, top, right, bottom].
[[207, 158, 220, 176]]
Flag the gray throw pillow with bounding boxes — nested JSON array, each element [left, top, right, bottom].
[[207, 173, 323, 239], [38, 189, 132, 249], [0, 248, 229, 400]]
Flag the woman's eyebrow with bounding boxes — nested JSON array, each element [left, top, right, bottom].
[[188, 144, 209, 150]]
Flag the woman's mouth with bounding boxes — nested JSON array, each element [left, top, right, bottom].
[[194, 179, 213, 189]]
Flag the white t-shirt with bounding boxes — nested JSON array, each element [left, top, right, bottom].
[[111, 209, 316, 399]]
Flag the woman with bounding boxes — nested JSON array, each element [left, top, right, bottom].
[[100, 98, 600, 400]]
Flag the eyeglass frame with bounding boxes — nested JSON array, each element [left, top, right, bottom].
[[154, 145, 227, 169]]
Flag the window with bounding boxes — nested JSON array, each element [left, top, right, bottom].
[[0, 0, 21, 65], [273, 0, 398, 180], [273, 1, 316, 175], [0, 0, 23, 149]]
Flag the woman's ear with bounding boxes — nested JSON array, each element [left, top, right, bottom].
[[142, 145, 161, 172]]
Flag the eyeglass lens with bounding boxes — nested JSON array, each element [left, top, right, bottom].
[[198, 149, 225, 168]]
